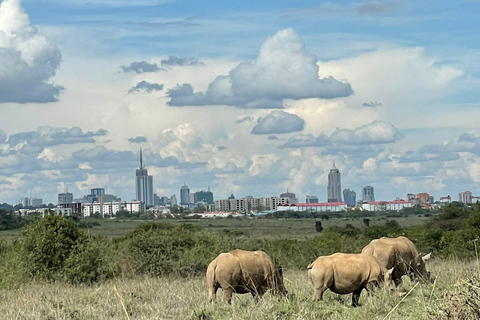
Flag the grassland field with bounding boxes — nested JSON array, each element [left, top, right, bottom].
[[0, 214, 430, 240], [2, 214, 478, 319], [0, 259, 478, 319]]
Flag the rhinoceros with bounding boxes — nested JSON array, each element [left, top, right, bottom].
[[361, 236, 432, 286], [206, 249, 287, 304], [307, 253, 392, 307]]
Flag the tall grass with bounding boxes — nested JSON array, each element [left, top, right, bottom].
[[0, 259, 478, 320]]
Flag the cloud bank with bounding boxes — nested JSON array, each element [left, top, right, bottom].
[[280, 120, 402, 148]]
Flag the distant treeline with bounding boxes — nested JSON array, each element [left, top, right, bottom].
[[0, 202, 478, 288]]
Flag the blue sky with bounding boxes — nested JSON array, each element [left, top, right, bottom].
[[1, 0, 480, 205]]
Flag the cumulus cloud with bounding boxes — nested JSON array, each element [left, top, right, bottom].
[[0, 0, 63, 103], [128, 81, 164, 93], [251, 111, 305, 135], [330, 121, 403, 145], [120, 61, 161, 73], [280, 133, 332, 148], [362, 101, 382, 107], [167, 28, 353, 108], [128, 136, 147, 143], [6, 126, 107, 147], [161, 55, 203, 66]]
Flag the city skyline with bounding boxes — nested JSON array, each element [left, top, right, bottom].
[[1, 1, 480, 205]]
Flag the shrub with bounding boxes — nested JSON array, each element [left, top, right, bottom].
[[17, 215, 86, 280], [121, 223, 233, 277], [64, 236, 116, 284]]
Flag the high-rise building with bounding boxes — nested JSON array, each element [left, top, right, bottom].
[[327, 162, 342, 202], [194, 189, 214, 205], [135, 149, 154, 207], [343, 188, 356, 206], [362, 186, 375, 202], [180, 183, 190, 205], [58, 192, 73, 205], [306, 195, 318, 203]]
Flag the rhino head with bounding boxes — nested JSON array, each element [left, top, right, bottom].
[[412, 252, 433, 283]]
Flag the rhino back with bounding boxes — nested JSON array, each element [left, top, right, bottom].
[[220, 250, 274, 292], [310, 253, 380, 294]]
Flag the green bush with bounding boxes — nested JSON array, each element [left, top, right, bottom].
[[17, 215, 85, 280], [64, 236, 117, 285], [121, 223, 233, 277]]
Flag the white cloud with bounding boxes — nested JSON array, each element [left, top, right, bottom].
[[0, 0, 63, 103], [330, 120, 403, 145], [168, 28, 353, 108], [251, 111, 305, 135]]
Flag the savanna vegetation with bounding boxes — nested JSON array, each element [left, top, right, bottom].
[[0, 203, 479, 319]]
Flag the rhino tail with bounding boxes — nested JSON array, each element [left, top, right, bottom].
[[207, 259, 217, 286], [207, 258, 218, 302]]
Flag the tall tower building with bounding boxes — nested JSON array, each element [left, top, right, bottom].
[[180, 183, 190, 205], [135, 149, 154, 207], [362, 186, 375, 202], [327, 161, 342, 202]]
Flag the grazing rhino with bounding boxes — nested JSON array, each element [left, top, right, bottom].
[[361, 236, 432, 287], [307, 253, 392, 307], [207, 249, 287, 304]]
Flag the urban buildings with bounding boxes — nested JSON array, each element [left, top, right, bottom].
[[135, 149, 154, 207], [327, 162, 342, 202], [343, 188, 356, 206], [306, 195, 319, 203], [362, 186, 375, 202]]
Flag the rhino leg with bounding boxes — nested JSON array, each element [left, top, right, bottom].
[[313, 286, 327, 301], [223, 288, 234, 304], [351, 288, 363, 307]]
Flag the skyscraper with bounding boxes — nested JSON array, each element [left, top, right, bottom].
[[135, 149, 154, 207], [327, 161, 342, 202], [362, 186, 375, 202], [343, 188, 356, 206], [180, 183, 190, 205]]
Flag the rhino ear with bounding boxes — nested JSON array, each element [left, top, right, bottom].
[[422, 252, 432, 262]]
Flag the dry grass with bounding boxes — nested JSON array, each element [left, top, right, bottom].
[[0, 258, 479, 320]]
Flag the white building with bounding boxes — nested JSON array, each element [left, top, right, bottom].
[[83, 201, 143, 217], [277, 202, 347, 212], [361, 200, 412, 211]]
